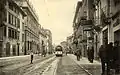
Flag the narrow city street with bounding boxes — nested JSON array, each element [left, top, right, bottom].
[[0, 54, 102, 75], [0, 0, 120, 75]]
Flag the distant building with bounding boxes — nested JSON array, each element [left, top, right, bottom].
[[60, 41, 68, 53], [44, 29, 53, 54], [0, 0, 26, 57], [67, 35, 74, 53], [39, 27, 47, 54]]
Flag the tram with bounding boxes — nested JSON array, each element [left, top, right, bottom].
[[55, 45, 63, 57]]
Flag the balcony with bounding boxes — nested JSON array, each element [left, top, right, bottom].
[[83, 27, 93, 31], [81, 20, 93, 26]]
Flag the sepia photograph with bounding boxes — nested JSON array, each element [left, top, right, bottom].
[[0, 0, 120, 75]]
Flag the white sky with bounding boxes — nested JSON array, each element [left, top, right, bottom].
[[29, 0, 80, 45]]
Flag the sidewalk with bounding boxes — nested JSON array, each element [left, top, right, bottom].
[[68, 54, 101, 75], [68, 54, 101, 65]]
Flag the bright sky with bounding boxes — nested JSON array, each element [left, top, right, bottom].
[[29, 0, 80, 45]]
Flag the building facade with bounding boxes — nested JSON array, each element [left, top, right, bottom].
[[73, 0, 120, 59], [60, 41, 68, 53], [93, 0, 120, 58], [45, 29, 53, 54], [15, 0, 40, 55], [0, 0, 26, 57], [67, 35, 74, 53], [39, 27, 47, 54]]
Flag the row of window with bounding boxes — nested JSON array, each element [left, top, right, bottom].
[[8, 12, 20, 28], [9, 2, 19, 15], [8, 28, 19, 40], [8, 27, 25, 41], [26, 31, 39, 41], [27, 17, 39, 35]]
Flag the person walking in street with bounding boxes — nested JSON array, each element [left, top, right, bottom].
[[87, 47, 91, 62], [99, 45, 107, 75], [76, 48, 81, 61], [30, 51, 34, 64], [42, 48, 46, 57], [87, 46, 94, 63], [106, 42, 114, 75], [89, 46, 94, 63], [113, 41, 120, 74]]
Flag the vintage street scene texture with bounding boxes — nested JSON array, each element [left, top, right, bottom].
[[0, 0, 120, 75]]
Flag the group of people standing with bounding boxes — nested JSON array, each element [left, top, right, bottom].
[[99, 41, 120, 75]]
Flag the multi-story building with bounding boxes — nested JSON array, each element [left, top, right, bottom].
[[45, 29, 53, 54], [93, 0, 120, 58], [0, 0, 26, 57], [73, 1, 85, 56], [39, 27, 47, 54], [73, 0, 87, 57], [111, 0, 120, 42], [15, 0, 40, 54], [73, 0, 120, 59], [73, 0, 95, 57]]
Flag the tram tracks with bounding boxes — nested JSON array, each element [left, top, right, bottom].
[[0, 55, 55, 75]]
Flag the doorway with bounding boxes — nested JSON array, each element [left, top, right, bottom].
[[17, 44, 19, 56], [13, 45, 16, 56], [6, 42, 10, 56]]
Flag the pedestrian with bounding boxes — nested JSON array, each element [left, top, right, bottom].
[[89, 46, 94, 63], [42, 50, 46, 57], [87, 47, 90, 62], [113, 41, 120, 74], [106, 42, 114, 75], [66, 51, 67, 55], [30, 51, 34, 64], [76, 48, 81, 61], [98, 45, 107, 75]]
